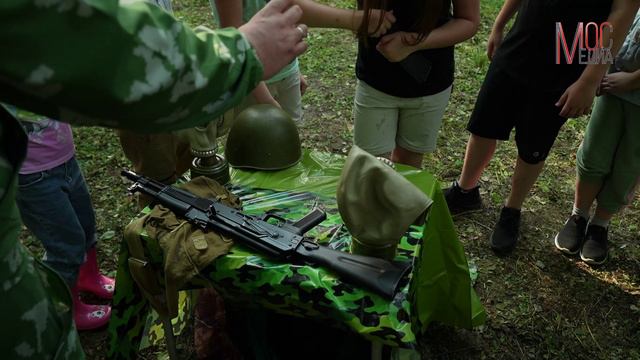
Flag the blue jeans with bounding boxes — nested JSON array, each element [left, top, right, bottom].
[[16, 157, 97, 286]]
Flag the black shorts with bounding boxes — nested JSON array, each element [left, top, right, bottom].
[[467, 65, 567, 164]]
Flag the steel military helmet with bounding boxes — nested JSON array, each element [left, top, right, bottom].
[[225, 104, 302, 171]]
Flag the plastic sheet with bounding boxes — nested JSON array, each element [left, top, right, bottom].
[[108, 150, 485, 358]]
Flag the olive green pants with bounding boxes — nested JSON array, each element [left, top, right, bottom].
[[577, 94, 640, 214], [116, 130, 192, 184]]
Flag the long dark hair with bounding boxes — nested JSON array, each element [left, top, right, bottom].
[[357, 0, 447, 45]]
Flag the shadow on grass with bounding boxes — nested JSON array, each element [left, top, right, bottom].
[[431, 207, 640, 360]]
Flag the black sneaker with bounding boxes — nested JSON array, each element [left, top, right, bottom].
[[580, 224, 609, 266], [554, 215, 588, 255], [443, 181, 482, 216], [490, 207, 521, 255]]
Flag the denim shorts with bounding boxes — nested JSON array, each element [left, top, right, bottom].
[[16, 156, 96, 286]]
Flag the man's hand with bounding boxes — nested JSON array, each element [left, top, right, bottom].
[[487, 28, 504, 60], [555, 78, 600, 118], [240, 0, 308, 80], [600, 72, 640, 94], [377, 32, 418, 62]]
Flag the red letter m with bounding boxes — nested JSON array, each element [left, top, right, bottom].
[[556, 22, 584, 64]]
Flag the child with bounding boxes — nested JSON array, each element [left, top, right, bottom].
[[555, 10, 640, 266], [214, 0, 306, 123], [353, 0, 480, 168], [213, 0, 306, 123], [212, 0, 396, 124], [445, 0, 639, 256], [14, 112, 114, 330]]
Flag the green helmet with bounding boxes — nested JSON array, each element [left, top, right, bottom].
[[225, 104, 302, 171]]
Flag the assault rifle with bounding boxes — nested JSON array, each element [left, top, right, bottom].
[[122, 170, 412, 299]]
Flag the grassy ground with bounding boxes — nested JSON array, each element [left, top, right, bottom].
[[19, 0, 640, 358]]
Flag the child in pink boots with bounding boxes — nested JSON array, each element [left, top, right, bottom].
[[13, 113, 115, 330]]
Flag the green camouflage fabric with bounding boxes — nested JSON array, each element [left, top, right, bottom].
[[1, 0, 263, 133], [108, 151, 486, 359], [0, 110, 85, 359], [1, 0, 265, 357], [139, 291, 194, 350]]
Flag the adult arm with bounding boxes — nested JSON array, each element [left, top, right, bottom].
[[376, 0, 480, 62], [556, 0, 640, 118], [0, 0, 305, 133]]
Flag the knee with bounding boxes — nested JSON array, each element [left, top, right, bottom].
[[518, 149, 548, 165], [577, 151, 610, 181]]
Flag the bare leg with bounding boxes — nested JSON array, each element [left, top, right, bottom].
[[593, 205, 614, 222], [458, 134, 498, 189], [505, 156, 545, 210], [574, 178, 602, 214], [391, 146, 423, 168]]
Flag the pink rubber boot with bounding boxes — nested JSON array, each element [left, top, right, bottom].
[[72, 287, 111, 331], [77, 247, 115, 299]]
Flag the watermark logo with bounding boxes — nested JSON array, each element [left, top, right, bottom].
[[556, 22, 614, 65]]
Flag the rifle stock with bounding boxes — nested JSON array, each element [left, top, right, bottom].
[[296, 241, 412, 298]]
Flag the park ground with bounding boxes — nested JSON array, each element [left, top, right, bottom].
[[19, 0, 640, 358]]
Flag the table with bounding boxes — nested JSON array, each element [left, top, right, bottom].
[[106, 151, 485, 359]]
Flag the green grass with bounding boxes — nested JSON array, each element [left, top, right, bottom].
[[19, 0, 640, 358]]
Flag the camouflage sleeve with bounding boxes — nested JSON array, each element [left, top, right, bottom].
[[0, 0, 263, 133]]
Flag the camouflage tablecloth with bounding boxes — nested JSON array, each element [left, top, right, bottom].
[[107, 150, 485, 359]]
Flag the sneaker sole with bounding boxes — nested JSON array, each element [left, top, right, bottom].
[[554, 233, 580, 256], [490, 234, 517, 256], [580, 252, 608, 266], [490, 245, 515, 257]]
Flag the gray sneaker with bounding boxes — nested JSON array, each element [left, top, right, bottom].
[[554, 215, 587, 255], [580, 224, 609, 266]]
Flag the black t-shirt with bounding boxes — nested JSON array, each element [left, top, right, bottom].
[[491, 0, 613, 92], [356, 1, 454, 98]]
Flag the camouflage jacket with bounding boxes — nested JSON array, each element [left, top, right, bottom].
[[0, 0, 263, 358]]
